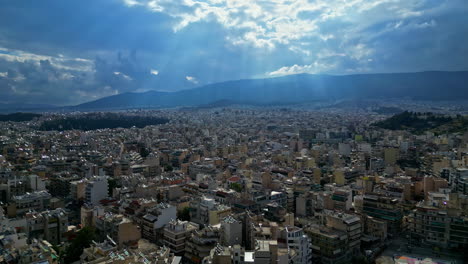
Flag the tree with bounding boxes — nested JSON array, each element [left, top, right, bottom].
[[107, 178, 121, 197], [177, 207, 191, 221], [63, 227, 96, 264], [352, 255, 370, 264], [139, 147, 150, 158], [230, 182, 243, 193], [52, 244, 66, 264], [164, 164, 173, 172]]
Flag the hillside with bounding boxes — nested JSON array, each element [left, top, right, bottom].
[[39, 113, 169, 131], [373, 111, 468, 134], [73, 71, 468, 110]]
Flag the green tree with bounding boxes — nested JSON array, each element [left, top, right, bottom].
[[52, 244, 66, 264], [351, 255, 370, 264], [164, 164, 173, 172], [230, 182, 243, 192], [177, 207, 191, 221], [107, 178, 121, 197], [139, 146, 150, 158], [63, 227, 96, 264]]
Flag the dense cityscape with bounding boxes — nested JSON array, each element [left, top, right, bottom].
[[0, 104, 466, 264]]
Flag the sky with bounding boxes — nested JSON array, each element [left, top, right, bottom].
[[0, 0, 467, 105]]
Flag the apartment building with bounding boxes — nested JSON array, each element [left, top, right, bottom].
[[163, 219, 198, 255], [25, 208, 68, 245], [85, 176, 108, 205], [95, 213, 141, 248], [190, 197, 232, 226], [9, 191, 51, 217]]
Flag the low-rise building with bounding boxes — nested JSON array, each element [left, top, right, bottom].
[[9, 191, 51, 217], [95, 213, 141, 248]]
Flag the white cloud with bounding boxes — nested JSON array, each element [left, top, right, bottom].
[[113, 71, 133, 80], [289, 46, 311, 56], [185, 75, 198, 84], [0, 47, 93, 72], [121, 0, 442, 61], [348, 44, 374, 61], [268, 61, 336, 77], [414, 19, 437, 29], [150, 69, 159, 75], [123, 0, 143, 7]]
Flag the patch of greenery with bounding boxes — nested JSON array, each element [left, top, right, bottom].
[[0, 112, 41, 122], [164, 164, 173, 172], [177, 207, 191, 221], [107, 178, 121, 197], [39, 113, 169, 131], [63, 226, 96, 263], [373, 111, 467, 135], [230, 182, 243, 192]]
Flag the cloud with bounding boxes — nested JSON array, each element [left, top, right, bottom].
[[185, 76, 198, 84], [0, 0, 466, 105], [0, 47, 93, 72], [113, 71, 133, 81], [0, 47, 165, 105], [121, 0, 453, 51], [123, 0, 143, 7], [268, 61, 336, 77]]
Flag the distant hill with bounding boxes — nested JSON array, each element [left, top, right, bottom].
[[73, 71, 468, 110], [373, 111, 468, 134], [0, 112, 42, 122]]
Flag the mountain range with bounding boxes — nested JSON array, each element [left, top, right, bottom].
[[68, 71, 468, 110]]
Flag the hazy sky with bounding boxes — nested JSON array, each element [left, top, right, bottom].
[[0, 0, 467, 105]]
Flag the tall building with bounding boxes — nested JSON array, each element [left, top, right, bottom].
[[139, 203, 176, 242], [408, 193, 468, 249], [455, 168, 468, 194], [306, 210, 361, 264], [163, 219, 198, 255], [360, 194, 402, 234], [85, 176, 108, 205], [26, 208, 69, 245], [185, 225, 220, 263], [220, 215, 243, 246], [323, 211, 361, 255], [331, 188, 352, 211], [279, 226, 311, 264], [307, 224, 350, 264]]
